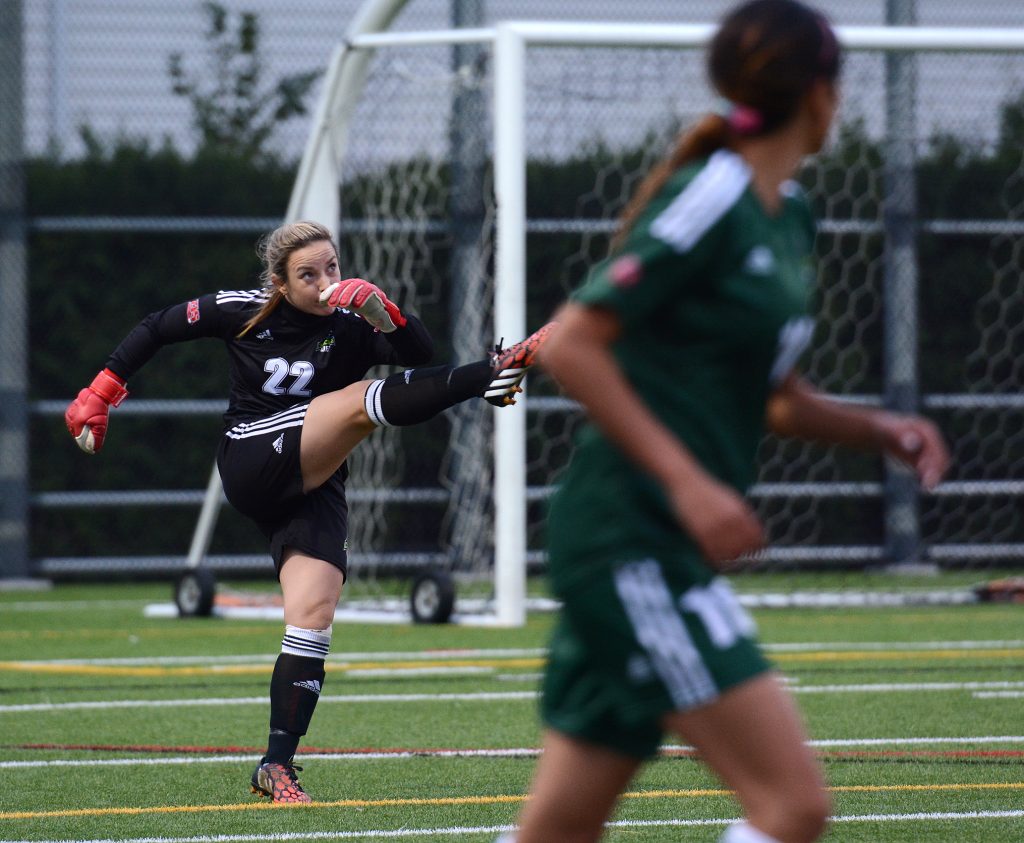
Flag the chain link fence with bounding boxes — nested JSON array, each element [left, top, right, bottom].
[[8, 0, 1024, 585], [24, 1, 1024, 160], [1, 4, 29, 579]]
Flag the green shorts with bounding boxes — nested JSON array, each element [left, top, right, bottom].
[[542, 556, 771, 759]]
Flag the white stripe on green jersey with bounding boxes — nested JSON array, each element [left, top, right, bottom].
[[614, 559, 717, 708], [649, 149, 751, 253]]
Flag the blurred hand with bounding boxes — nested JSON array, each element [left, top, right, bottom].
[[667, 474, 766, 567], [872, 412, 950, 490]]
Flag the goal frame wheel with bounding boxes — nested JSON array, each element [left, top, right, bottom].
[[409, 568, 455, 624], [175, 568, 217, 617]]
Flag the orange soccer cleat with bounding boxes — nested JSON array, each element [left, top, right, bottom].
[[250, 759, 312, 804], [484, 322, 558, 407]]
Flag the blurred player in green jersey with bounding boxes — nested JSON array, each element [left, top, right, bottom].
[[503, 2, 949, 842]]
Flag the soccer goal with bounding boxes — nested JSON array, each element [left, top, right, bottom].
[[186, 6, 1024, 625]]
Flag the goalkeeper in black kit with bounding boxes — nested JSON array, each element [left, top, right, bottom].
[[65, 219, 555, 802]]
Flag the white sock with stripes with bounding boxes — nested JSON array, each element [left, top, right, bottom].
[[266, 626, 333, 762], [362, 362, 494, 428], [363, 378, 393, 428], [281, 624, 332, 659], [719, 822, 782, 843]]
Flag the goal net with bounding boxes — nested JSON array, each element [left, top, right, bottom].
[[196, 19, 1024, 623]]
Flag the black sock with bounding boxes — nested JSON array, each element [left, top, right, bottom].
[[365, 360, 493, 426], [265, 653, 325, 764], [267, 728, 301, 764]]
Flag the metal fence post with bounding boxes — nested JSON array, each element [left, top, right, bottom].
[[0, 0, 30, 579], [444, 0, 493, 575], [882, 0, 930, 570]]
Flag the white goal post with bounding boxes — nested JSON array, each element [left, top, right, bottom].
[[189, 12, 1024, 626]]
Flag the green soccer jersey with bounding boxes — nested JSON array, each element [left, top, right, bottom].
[[548, 149, 817, 585]]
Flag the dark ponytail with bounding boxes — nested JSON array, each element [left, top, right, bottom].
[[611, 0, 841, 251], [611, 114, 731, 253]]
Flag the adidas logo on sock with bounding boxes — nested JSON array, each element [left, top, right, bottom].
[[272, 433, 284, 454], [293, 679, 322, 696]]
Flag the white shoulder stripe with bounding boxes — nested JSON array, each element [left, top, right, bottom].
[[216, 289, 266, 304], [649, 149, 751, 253]]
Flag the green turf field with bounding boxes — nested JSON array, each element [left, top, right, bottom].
[[1, 578, 1023, 842]]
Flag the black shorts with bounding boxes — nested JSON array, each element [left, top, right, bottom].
[[216, 404, 349, 579]]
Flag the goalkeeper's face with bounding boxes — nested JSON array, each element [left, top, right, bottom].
[[274, 240, 342, 316]]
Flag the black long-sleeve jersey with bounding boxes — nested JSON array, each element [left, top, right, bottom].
[[104, 289, 434, 429]]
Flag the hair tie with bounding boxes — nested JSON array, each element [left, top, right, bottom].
[[728, 103, 764, 135], [713, 97, 764, 136]]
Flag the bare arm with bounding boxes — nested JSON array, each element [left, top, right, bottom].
[[540, 302, 765, 564], [766, 373, 949, 489]]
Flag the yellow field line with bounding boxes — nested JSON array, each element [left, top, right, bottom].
[[773, 649, 1024, 663], [3, 782, 1023, 821], [0, 794, 525, 820], [0, 627, 273, 641], [3, 647, 1024, 677]]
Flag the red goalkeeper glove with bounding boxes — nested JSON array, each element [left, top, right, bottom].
[[65, 368, 129, 454], [320, 278, 407, 333]]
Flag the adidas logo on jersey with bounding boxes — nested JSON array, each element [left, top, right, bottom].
[[256, 329, 273, 340], [272, 434, 284, 454], [293, 679, 322, 696], [744, 245, 776, 275]]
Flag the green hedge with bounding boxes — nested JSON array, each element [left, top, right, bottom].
[[28, 103, 1024, 562]]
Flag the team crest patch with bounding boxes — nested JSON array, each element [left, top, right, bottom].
[[186, 299, 200, 324], [609, 254, 643, 288], [744, 245, 776, 275], [317, 334, 335, 353]]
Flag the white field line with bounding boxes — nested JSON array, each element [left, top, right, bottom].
[[805, 735, 1024, 747], [6, 680, 1024, 714], [790, 681, 1024, 694], [5, 640, 1021, 668], [0, 692, 537, 713], [0, 750, 529, 769], [5, 736, 1024, 770], [4, 810, 1024, 843], [0, 599, 146, 612], [764, 639, 1024, 652], [344, 667, 494, 678], [974, 691, 1024, 699], [5, 648, 546, 667]]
